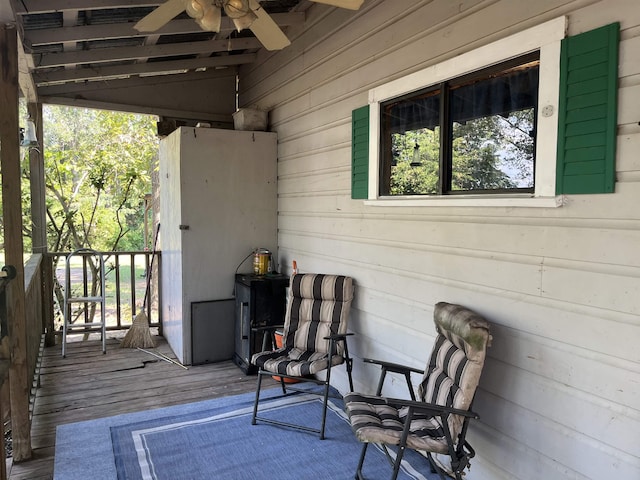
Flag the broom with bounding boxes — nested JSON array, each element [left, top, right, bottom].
[[121, 223, 160, 349]]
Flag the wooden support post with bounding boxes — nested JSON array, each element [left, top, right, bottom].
[[0, 361, 9, 480], [27, 102, 54, 345], [28, 102, 46, 253], [0, 23, 32, 462]]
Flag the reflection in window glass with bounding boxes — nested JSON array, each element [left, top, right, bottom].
[[379, 53, 539, 196], [450, 65, 538, 192], [383, 89, 441, 195]]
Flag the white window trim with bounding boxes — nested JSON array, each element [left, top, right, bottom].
[[365, 16, 567, 208]]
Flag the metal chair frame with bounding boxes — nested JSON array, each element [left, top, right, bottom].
[[62, 248, 106, 357], [352, 358, 480, 480], [252, 331, 354, 439]]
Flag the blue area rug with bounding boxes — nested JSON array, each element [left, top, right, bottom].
[[54, 387, 437, 480]]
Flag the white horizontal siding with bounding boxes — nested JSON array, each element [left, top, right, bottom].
[[240, 0, 640, 479]]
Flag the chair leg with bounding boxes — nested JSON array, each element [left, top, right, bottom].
[[426, 453, 452, 480], [355, 443, 369, 480], [251, 369, 264, 425], [390, 406, 414, 480], [391, 446, 407, 480], [319, 379, 331, 440], [320, 360, 336, 440], [355, 443, 409, 480]]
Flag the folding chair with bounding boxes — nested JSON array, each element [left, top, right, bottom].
[[251, 273, 354, 439], [62, 248, 107, 358], [344, 302, 491, 480]]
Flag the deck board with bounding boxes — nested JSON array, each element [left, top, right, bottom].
[[9, 335, 273, 480]]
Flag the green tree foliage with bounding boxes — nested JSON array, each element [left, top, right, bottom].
[[390, 109, 535, 194], [0, 105, 156, 324], [42, 106, 157, 253], [390, 129, 440, 195]]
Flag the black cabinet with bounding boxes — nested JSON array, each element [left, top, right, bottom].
[[233, 273, 289, 374]]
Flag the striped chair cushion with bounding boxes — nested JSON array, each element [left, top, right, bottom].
[[252, 274, 354, 377], [418, 302, 491, 439], [343, 393, 449, 453], [345, 302, 490, 453]]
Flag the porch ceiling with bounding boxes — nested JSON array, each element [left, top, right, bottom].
[[2, 0, 309, 120]]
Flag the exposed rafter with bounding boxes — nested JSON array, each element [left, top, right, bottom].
[[0, 0, 365, 119], [35, 37, 263, 67], [34, 52, 255, 85], [14, 0, 166, 15], [7, 0, 307, 105], [38, 65, 238, 96], [25, 13, 303, 46]]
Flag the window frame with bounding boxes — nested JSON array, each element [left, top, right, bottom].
[[379, 52, 540, 197], [366, 17, 567, 208]]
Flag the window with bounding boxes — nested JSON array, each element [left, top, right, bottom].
[[380, 53, 540, 196], [352, 18, 618, 206], [359, 17, 567, 207]]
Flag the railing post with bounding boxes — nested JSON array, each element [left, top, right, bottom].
[[156, 252, 163, 336], [0, 361, 9, 480], [43, 256, 56, 347]]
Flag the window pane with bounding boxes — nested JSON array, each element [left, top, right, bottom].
[[449, 64, 539, 192], [389, 128, 440, 195], [382, 89, 440, 195], [378, 54, 539, 197]]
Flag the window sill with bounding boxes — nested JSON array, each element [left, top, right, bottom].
[[364, 195, 563, 208]]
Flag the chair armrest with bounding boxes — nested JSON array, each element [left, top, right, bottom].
[[251, 324, 284, 333], [363, 358, 423, 399], [384, 397, 479, 419], [324, 332, 354, 341], [363, 358, 424, 376]]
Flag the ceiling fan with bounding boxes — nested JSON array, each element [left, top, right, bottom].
[[134, 0, 364, 51]]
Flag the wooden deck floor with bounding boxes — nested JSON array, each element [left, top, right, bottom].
[[9, 334, 271, 480]]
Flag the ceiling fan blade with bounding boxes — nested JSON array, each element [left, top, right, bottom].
[[134, 0, 186, 32], [309, 0, 364, 10], [248, 0, 291, 51]]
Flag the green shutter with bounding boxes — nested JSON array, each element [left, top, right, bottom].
[[352, 105, 370, 199], [556, 22, 619, 194]]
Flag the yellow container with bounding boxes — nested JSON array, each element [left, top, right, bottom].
[[253, 249, 271, 275]]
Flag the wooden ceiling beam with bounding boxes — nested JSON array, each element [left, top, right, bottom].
[[40, 94, 234, 123], [37, 65, 236, 96], [34, 53, 254, 85], [18, 47, 39, 101], [35, 37, 262, 67], [0, 1, 38, 100], [0, 0, 14, 22], [25, 12, 303, 46], [26, 20, 213, 46], [61, 8, 78, 70], [14, 0, 162, 15]]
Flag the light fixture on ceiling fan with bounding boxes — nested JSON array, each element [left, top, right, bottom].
[[134, 0, 364, 51], [184, 0, 257, 33]]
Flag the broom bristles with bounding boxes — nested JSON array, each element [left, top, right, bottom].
[[121, 311, 155, 349]]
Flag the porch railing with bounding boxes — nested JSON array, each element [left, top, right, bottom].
[[24, 255, 46, 391], [0, 251, 162, 471], [0, 265, 15, 480], [48, 251, 162, 333], [0, 254, 52, 470]]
